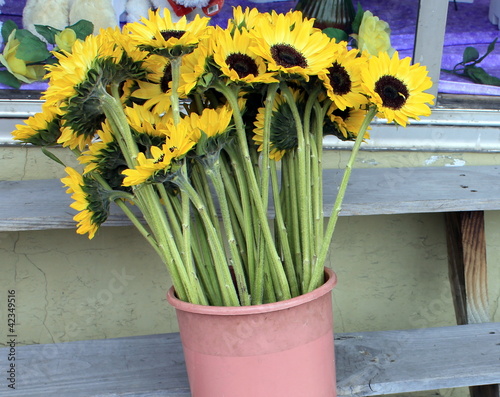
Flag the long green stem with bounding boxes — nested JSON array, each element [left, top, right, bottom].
[[206, 159, 251, 306], [224, 145, 256, 294], [169, 57, 182, 126], [175, 173, 240, 306], [214, 81, 291, 302], [309, 105, 378, 291], [270, 161, 299, 297], [280, 82, 312, 291]]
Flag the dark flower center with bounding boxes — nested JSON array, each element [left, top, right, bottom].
[[161, 30, 185, 41], [328, 62, 351, 95], [160, 63, 172, 93], [154, 154, 165, 164], [374, 75, 409, 110], [332, 107, 351, 120], [226, 53, 259, 78], [270, 44, 308, 68]]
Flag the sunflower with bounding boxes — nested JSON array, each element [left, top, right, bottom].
[[44, 31, 147, 150], [227, 6, 263, 31], [183, 106, 229, 139], [131, 54, 173, 114], [318, 44, 368, 110], [326, 105, 370, 140], [253, 89, 305, 161], [61, 167, 110, 239], [43, 35, 101, 107], [361, 51, 434, 126], [78, 121, 129, 193], [125, 8, 209, 57], [249, 11, 336, 80], [125, 103, 173, 137], [12, 104, 62, 146], [79, 122, 116, 174], [212, 27, 277, 85], [122, 122, 196, 186]]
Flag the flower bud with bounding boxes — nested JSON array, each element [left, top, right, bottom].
[[55, 28, 78, 53], [356, 11, 395, 57]]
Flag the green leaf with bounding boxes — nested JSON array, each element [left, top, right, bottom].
[[475, 37, 498, 65], [0, 70, 22, 88], [34, 24, 61, 44], [1, 20, 18, 43], [41, 147, 66, 166], [351, 3, 364, 35], [68, 20, 94, 40], [14, 30, 51, 62], [462, 46, 479, 64], [464, 66, 500, 86], [322, 27, 349, 43]]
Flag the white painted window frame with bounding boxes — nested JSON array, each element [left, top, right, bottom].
[[1, 0, 499, 151]]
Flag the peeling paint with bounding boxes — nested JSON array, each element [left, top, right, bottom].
[[424, 155, 466, 167]]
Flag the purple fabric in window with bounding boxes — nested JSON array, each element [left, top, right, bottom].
[[0, 0, 499, 95]]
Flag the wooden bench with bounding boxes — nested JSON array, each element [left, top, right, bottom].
[[1, 165, 500, 396], [0, 323, 498, 396]]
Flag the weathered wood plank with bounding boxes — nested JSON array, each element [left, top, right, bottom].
[[335, 322, 500, 396], [0, 323, 498, 396], [2, 165, 500, 232], [445, 211, 498, 396]]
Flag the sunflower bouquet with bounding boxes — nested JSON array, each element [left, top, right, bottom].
[[13, 6, 434, 306]]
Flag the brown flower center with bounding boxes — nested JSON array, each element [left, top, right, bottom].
[[270, 44, 308, 68], [332, 107, 351, 120], [160, 30, 185, 41], [374, 75, 409, 110], [160, 63, 172, 93], [328, 62, 351, 95], [226, 53, 259, 78]]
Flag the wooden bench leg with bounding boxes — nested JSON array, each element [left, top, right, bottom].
[[445, 211, 499, 397]]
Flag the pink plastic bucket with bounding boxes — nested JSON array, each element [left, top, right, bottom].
[[167, 268, 337, 397]]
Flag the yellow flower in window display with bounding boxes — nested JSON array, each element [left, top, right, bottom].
[[0, 30, 46, 84], [318, 44, 368, 111], [253, 89, 305, 161], [361, 51, 434, 126], [249, 11, 337, 80], [355, 11, 395, 57], [54, 28, 79, 53], [212, 27, 277, 85], [61, 167, 111, 239], [125, 8, 210, 57]]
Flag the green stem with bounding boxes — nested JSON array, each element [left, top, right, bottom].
[[270, 161, 299, 297], [175, 173, 240, 306], [169, 57, 182, 126], [309, 105, 378, 292], [205, 158, 251, 306], [313, 100, 329, 253], [224, 145, 256, 294], [280, 82, 312, 291], [214, 81, 291, 302]]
